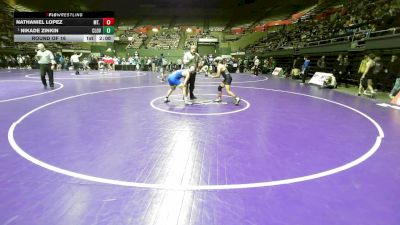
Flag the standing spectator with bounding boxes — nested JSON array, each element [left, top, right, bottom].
[[341, 55, 351, 87], [58, 54, 65, 71], [243, 58, 249, 73], [384, 55, 400, 92], [65, 57, 71, 70], [158, 53, 168, 81], [389, 56, 400, 98], [25, 55, 32, 70], [238, 58, 244, 73], [112, 56, 119, 70], [208, 54, 215, 72], [301, 56, 310, 84], [317, 55, 326, 72], [253, 56, 260, 76], [131, 56, 137, 71], [291, 56, 302, 79], [372, 56, 384, 90], [145, 56, 151, 71], [177, 58, 183, 70], [333, 54, 344, 86], [17, 55, 24, 69], [81, 57, 90, 73], [267, 57, 276, 73], [90, 55, 98, 70], [140, 56, 146, 71], [151, 56, 156, 72], [35, 43, 56, 89], [262, 58, 269, 74], [54, 53, 61, 71], [134, 54, 140, 71], [0, 55, 4, 68]]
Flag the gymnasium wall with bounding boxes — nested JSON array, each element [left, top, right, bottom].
[[198, 45, 216, 56]]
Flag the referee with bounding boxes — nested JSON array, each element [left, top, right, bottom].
[[183, 45, 200, 100], [35, 43, 56, 89]]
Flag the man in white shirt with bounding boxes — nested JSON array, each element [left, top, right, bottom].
[[71, 52, 83, 75], [35, 43, 56, 89], [253, 56, 260, 76], [183, 45, 200, 99], [159, 53, 168, 81]]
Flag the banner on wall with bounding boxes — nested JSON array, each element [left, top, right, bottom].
[[308, 72, 334, 86], [61, 49, 91, 53], [272, 67, 283, 76], [198, 38, 218, 43], [231, 52, 245, 56]]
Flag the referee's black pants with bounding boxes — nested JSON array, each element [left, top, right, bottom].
[[39, 64, 54, 87], [73, 62, 80, 74], [301, 69, 309, 83], [187, 72, 197, 98]]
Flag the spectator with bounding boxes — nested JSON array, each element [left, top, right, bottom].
[[341, 55, 351, 87], [266, 57, 276, 73], [333, 54, 344, 86], [301, 56, 311, 84], [253, 56, 260, 76], [372, 56, 384, 90], [291, 56, 302, 79], [389, 56, 400, 99], [384, 55, 400, 91], [317, 55, 326, 72]]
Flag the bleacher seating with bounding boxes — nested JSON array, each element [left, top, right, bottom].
[[126, 33, 148, 49], [147, 32, 180, 49], [245, 0, 400, 54]]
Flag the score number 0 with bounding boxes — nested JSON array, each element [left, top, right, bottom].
[[103, 18, 115, 26]]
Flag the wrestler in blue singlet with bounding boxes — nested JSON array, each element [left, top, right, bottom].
[[168, 70, 184, 86]]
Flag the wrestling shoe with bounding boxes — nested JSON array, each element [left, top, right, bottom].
[[213, 98, 222, 103], [234, 97, 241, 105], [164, 97, 170, 103]]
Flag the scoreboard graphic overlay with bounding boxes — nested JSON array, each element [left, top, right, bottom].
[[14, 12, 115, 42]]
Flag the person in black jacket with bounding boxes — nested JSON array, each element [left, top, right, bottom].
[[388, 55, 400, 98], [317, 55, 326, 72], [333, 54, 344, 86], [340, 55, 350, 87]]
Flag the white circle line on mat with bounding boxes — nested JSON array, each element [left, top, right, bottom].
[[8, 85, 384, 191], [0, 80, 64, 103]]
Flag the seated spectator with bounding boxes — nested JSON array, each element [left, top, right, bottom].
[[291, 57, 302, 79]]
